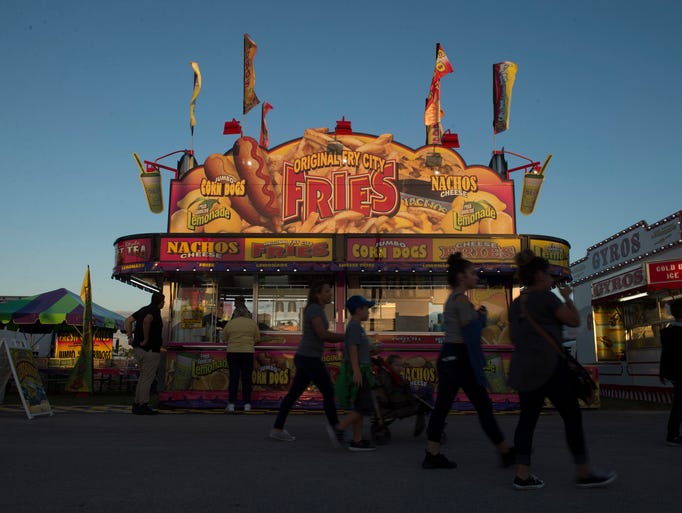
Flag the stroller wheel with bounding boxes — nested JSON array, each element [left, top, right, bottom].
[[371, 423, 392, 445]]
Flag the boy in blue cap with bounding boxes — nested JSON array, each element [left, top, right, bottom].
[[335, 295, 377, 451]]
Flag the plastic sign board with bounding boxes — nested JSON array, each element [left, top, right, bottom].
[[0, 335, 53, 419]]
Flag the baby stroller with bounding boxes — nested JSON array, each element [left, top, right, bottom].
[[370, 356, 435, 445]]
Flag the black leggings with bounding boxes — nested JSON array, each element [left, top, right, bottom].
[[274, 354, 339, 429], [426, 344, 505, 445], [514, 361, 588, 466]]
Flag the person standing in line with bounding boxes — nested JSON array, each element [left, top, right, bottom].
[[507, 249, 617, 490], [335, 295, 377, 451], [422, 252, 515, 469], [270, 280, 345, 445], [222, 299, 260, 413], [660, 299, 682, 447], [125, 292, 165, 415]]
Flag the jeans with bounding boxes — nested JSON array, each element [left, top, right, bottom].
[[274, 354, 339, 429], [514, 360, 588, 466], [227, 352, 254, 404], [426, 344, 505, 446], [667, 380, 682, 440]]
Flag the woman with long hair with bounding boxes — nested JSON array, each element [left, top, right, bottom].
[[422, 252, 514, 469], [508, 249, 617, 490], [270, 280, 345, 446]]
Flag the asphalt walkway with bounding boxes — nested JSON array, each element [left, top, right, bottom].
[[0, 406, 679, 513]]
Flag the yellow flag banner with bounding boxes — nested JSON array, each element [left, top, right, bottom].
[[424, 43, 453, 126], [190, 61, 202, 136], [65, 266, 94, 394], [493, 61, 518, 134], [243, 34, 261, 115]]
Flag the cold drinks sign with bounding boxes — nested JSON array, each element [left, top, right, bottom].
[[647, 259, 682, 291]]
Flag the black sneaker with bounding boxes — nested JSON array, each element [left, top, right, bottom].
[[135, 404, 159, 415], [348, 439, 376, 452], [666, 435, 682, 447], [500, 447, 516, 468], [513, 474, 545, 490], [422, 451, 457, 469], [576, 471, 617, 488], [131, 403, 141, 414]]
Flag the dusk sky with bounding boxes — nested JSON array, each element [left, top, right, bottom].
[[2, 0, 680, 312]]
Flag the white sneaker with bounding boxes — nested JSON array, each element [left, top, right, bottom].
[[269, 429, 296, 442], [225, 403, 235, 412], [244, 403, 252, 412]]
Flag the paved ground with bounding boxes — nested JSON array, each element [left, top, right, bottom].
[[0, 405, 679, 513]]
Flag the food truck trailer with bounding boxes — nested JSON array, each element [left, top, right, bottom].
[[569, 211, 682, 403], [113, 127, 573, 409]]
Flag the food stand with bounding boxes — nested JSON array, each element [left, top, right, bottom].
[[114, 127, 572, 409], [570, 211, 682, 402]]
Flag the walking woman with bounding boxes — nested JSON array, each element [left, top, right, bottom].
[[422, 252, 514, 469], [508, 249, 617, 490], [270, 280, 345, 445]]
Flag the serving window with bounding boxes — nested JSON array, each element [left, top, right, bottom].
[[169, 275, 256, 343], [255, 274, 334, 332]]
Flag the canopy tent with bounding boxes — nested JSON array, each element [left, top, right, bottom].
[[0, 288, 126, 331]]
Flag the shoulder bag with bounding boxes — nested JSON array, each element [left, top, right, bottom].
[[520, 294, 597, 404]]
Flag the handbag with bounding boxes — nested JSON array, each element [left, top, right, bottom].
[[520, 295, 597, 404]]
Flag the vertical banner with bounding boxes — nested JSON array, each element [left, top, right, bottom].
[[424, 43, 453, 144], [493, 61, 518, 134], [0, 338, 53, 419], [259, 102, 274, 148], [189, 61, 202, 136], [65, 267, 94, 394], [243, 33, 261, 115]]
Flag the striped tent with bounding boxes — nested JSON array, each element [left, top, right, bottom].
[[0, 288, 125, 331]]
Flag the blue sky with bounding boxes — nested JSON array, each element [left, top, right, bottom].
[[2, 0, 681, 312]]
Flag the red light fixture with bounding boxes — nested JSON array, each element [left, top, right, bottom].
[[223, 119, 243, 135], [441, 130, 460, 148], [335, 116, 352, 135]]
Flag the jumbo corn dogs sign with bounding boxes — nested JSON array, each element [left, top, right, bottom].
[[168, 130, 515, 236]]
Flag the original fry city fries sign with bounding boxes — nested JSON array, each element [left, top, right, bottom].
[[167, 130, 515, 236]]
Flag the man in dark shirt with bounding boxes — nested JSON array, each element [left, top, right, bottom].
[[125, 292, 165, 415], [660, 299, 682, 447]]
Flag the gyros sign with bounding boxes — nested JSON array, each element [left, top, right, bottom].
[[592, 267, 645, 300]]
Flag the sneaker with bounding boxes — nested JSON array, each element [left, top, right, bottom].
[[348, 439, 376, 452], [243, 403, 252, 412], [269, 429, 296, 442], [422, 450, 457, 469], [131, 403, 141, 414], [576, 471, 617, 488], [666, 435, 682, 447], [500, 447, 516, 468], [326, 424, 345, 449], [225, 403, 235, 413], [134, 404, 159, 416], [513, 474, 545, 490]]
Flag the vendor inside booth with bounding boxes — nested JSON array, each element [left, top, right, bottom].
[[115, 127, 572, 409]]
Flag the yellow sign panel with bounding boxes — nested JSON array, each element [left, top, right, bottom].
[[433, 237, 521, 263], [245, 237, 333, 262], [528, 239, 570, 268]]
